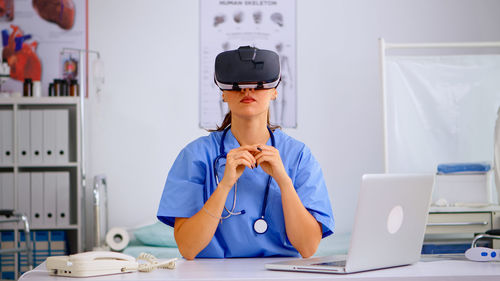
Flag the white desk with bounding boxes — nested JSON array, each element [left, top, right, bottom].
[[19, 257, 500, 281]]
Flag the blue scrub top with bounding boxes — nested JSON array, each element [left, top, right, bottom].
[[157, 129, 335, 258]]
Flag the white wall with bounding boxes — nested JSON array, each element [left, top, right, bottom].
[[87, 0, 500, 246]]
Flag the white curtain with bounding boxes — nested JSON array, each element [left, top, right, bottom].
[[385, 55, 500, 173]]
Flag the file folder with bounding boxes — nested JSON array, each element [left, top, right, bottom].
[[0, 231, 15, 280], [1, 270, 15, 280], [56, 172, 70, 226], [0, 109, 13, 165], [43, 172, 57, 227], [42, 110, 57, 163], [16, 173, 30, 228], [0, 110, 3, 165], [0, 172, 15, 229], [30, 110, 43, 164], [0, 173, 14, 209], [3, 173, 14, 209], [0, 172, 16, 229], [55, 109, 69, 163], [33, 231, 49, 267], [18, 231, 34, 275], [17, 110, 30, 164], [49, 230, 67, 256], [0, 173, 15, 230], [30, 173, 44, 228]]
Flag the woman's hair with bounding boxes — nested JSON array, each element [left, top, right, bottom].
[[208, 110, 281, 132]]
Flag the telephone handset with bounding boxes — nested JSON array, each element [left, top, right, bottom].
[[69, 251, 136, 262], [46, 251, 176, 277]]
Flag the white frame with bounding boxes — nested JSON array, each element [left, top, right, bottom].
[[379, 38, 500, 172]]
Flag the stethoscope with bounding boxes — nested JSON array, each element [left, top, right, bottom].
[[213, 126, 275, 234]]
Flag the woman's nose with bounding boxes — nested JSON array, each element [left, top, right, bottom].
[[242, 88, 254, 95]]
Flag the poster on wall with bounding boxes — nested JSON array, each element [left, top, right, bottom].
[[0, 0, 86, 97], [200, 0, 297, 129]]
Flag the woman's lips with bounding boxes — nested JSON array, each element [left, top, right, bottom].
[[240, 97, 256, 103]]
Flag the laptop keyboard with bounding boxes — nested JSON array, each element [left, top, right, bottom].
[[313, 260, 346, 267]]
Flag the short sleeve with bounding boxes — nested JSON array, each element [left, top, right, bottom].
[[294, 146, 335, 238], [157, 145, 207, 228]]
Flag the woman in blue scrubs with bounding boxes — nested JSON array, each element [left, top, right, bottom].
[[157, 46, 334, 260]]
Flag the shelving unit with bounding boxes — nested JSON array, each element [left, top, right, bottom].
[[424, 206, 500, 253], [0, 97, 82, 279]]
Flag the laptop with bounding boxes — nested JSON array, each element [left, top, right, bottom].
[[266, 173, 434, 274]]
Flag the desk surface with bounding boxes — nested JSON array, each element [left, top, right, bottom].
[[19, 256, 500, 281]]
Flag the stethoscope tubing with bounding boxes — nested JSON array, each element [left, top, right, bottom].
[[213, 126, 275, 220]]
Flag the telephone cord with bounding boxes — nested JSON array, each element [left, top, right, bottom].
[[123, 253, 177, 272]]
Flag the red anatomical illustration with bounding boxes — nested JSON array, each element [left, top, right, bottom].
[[0, 0, 14, 21], [32, 0, 75, 30], [1, 25, 42, 81], [1, 24, 19, 60]]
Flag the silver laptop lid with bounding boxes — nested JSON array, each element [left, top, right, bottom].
[[345, 174, 434, 273]]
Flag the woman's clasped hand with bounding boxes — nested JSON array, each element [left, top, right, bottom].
[[221, 144, 288, 189]]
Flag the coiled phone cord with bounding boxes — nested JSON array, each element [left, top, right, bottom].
[[123, 252, 177, 273]]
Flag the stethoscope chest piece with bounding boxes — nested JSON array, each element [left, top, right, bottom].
[[253, 217, 268, 234]]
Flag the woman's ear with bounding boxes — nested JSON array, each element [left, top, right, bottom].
[[272, 88, 278, 100]]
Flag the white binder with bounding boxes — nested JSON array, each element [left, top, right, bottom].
[[43, 172, 57, 226], [43, 110, 57, 163], [30, 110, 44, 164], [55, 110, 69, 163], [17, 172, 31, 228], [31, 172, 44, 228], [0, 111, 2, 164], [0, 173, 15, 230], [56, 172, 70, 226], [17, 110, 31, 164], [0, 109, 13, 165], [0, 173, 14, 209]]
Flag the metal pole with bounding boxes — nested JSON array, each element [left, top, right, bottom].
[[21, 214, 32, 271], [60, 48, 100, 251], [79, 50, 87, 251], [379, 38, 389, 173]]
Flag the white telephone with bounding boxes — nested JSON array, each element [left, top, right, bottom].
[[46, 251, 176, 277]]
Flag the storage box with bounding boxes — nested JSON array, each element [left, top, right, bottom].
[[432, 172, 492, 205]]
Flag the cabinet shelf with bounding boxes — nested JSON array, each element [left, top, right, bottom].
[[0, 163, 78, 168], [17, 162, 79, 168], [0, 225, 79, 231], [31, 225, 79, 231], [0, 97, 79, 105]]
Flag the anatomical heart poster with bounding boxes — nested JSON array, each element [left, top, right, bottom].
[[199, 0, 297, 129], [0, 0, 86, 96]]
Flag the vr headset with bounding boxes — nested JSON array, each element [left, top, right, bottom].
[[214, 46, 281, 91]]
